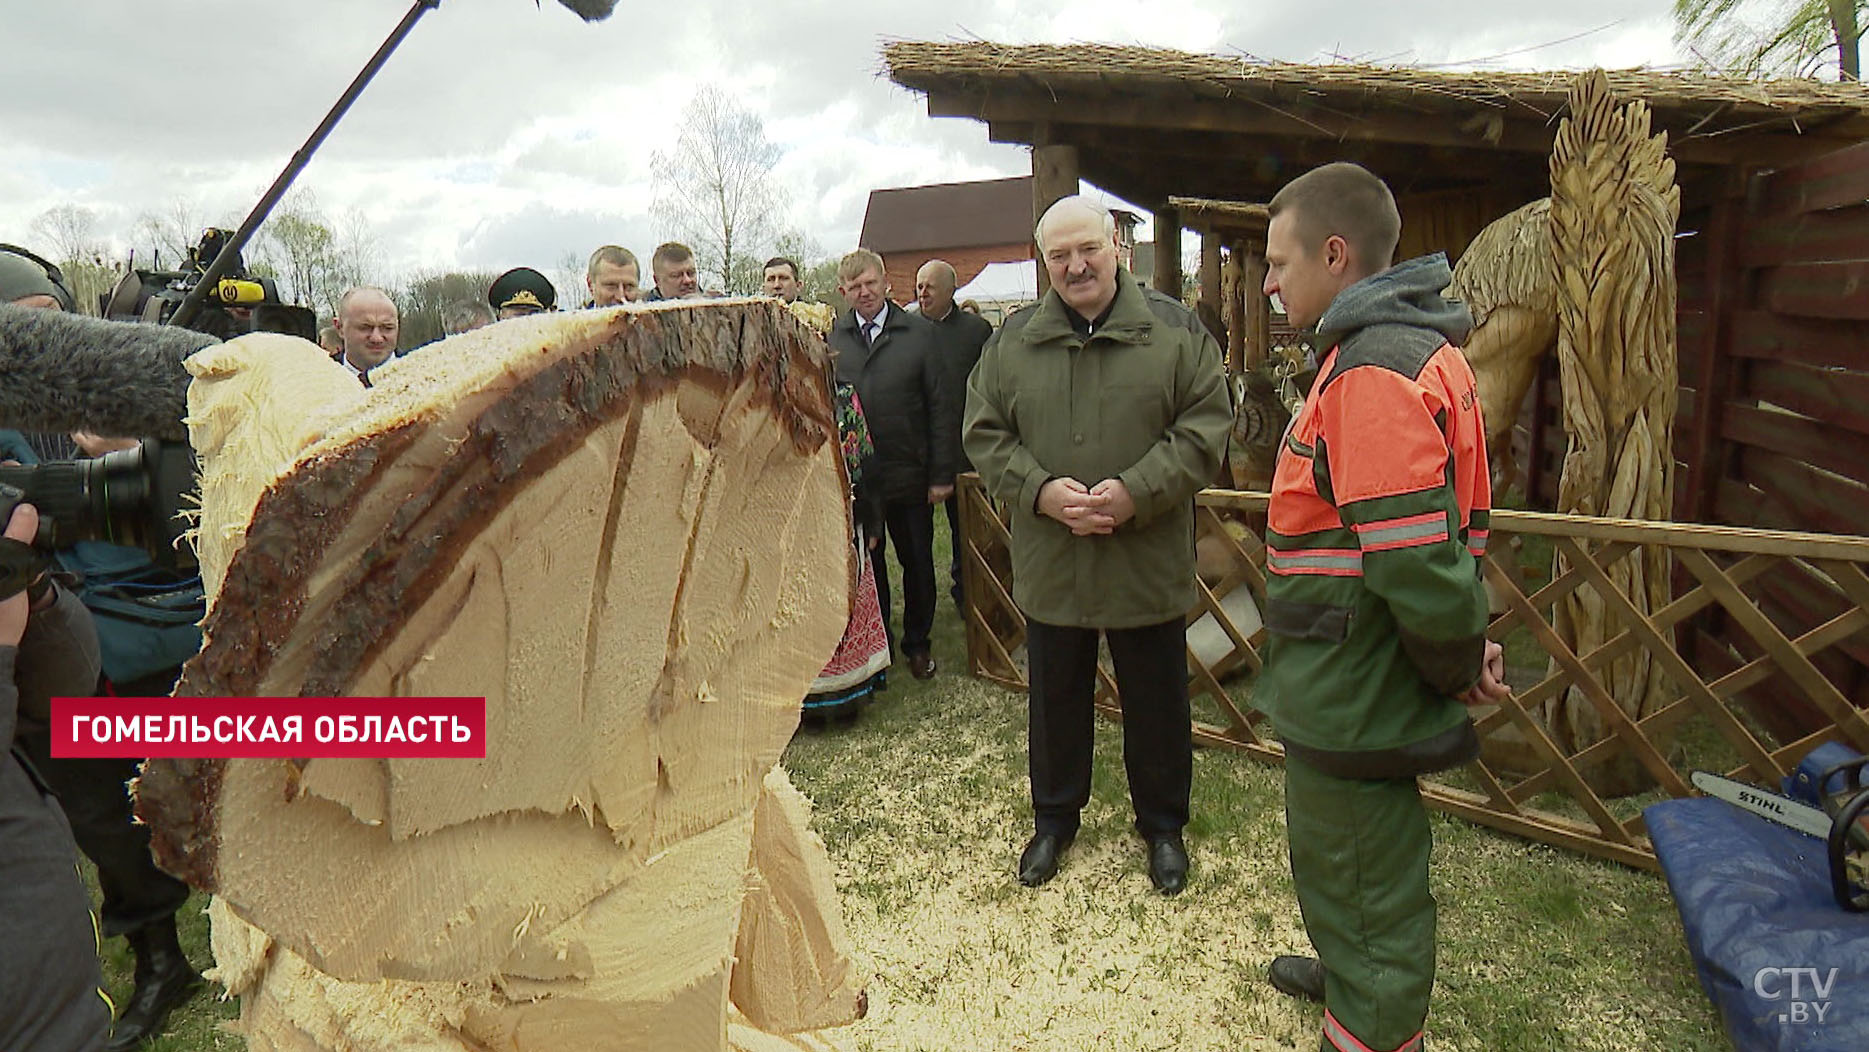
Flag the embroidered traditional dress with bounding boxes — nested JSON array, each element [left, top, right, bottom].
[[803, 383, 890, 717]]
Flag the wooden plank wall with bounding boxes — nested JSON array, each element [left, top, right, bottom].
[[1674, 142, 1869, 736], [1516, 142, 1869, 741]]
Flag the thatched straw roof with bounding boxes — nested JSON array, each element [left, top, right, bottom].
[[886, 41, 1869, 129], [1169, 197, 1270, 236], [885, 41, 1869, 208]]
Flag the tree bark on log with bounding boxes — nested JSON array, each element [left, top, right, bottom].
[[136, 302, 866, 1050]]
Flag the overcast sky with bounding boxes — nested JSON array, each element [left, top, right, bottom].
[[0, 0, 1693, 290]]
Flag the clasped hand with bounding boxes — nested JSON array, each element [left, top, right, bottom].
[[1462, 640, 1511, 707], [1038, 477, 1135, 536]]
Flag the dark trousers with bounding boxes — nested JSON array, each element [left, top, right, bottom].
[[870, 498, 936, 655], [1026, 617, 1191, 839], [944, 494, 964, 609], [15, 669, 190, 939]]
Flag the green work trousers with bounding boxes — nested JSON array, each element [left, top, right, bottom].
[[1285, 753, 1434, 1052]]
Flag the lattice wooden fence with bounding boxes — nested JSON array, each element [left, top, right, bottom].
[[957, 476, 1869, 870]]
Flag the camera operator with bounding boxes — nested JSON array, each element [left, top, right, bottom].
[[1, 245, 202, 1050], [0, 498, 113, 1052]]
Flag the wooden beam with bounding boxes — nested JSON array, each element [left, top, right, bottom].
[[939, 88, 1857, 168], [1076, 157, 1177, 220], [1154, 205, 1183, 298], [1018, 122, 1547, 202], [1031, 138, 1079, 297], [939, 89, 1560, 154]]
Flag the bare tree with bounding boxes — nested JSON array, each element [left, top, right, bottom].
[[26, 205, 121, 316], [253, 189, 381, 321], [553, 249, 587, 310], [651, 88, 789, 295], [1675, 0, 1865, 80], [328, 206, 382, 306], [135, 197, 204, 269], [400, 269, 501, 347], [264, 209, 337, 316], [31, 204, 101, 264]]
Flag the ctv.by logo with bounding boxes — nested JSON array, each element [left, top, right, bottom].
[[1754, 967, 1840, 1025]]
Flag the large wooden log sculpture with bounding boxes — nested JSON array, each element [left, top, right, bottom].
[[136, 302, 865, 1050], [1545, 71, 1681, 793]]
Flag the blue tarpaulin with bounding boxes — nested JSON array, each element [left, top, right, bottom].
[[1646, 796, 1869, 1051]]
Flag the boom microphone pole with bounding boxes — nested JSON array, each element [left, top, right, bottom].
[[166, 0, 442, 329]]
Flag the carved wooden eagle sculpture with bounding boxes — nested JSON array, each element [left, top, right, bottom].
[[1447, 196, 1557, 493]]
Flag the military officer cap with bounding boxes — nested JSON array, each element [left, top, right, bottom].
[[488, 266, 556, 316]]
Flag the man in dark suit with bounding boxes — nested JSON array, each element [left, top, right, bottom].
[[827, 249, 955, 679], [915, 258, 993, 611]]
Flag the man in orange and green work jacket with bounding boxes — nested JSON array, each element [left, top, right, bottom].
[[1257, 162, 1511, 1052]]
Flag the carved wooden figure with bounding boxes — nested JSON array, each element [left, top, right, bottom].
[[136, 303, 867, 1051]]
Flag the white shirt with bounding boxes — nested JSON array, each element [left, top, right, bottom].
[[339, 352, 381, 386], [857, 302, 890, 344]]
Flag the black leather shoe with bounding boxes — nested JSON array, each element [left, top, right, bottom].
[[1017, 831, 1074, 887], [1269, 954, 1326, 1003], [105, 918, 203, 1051], [907, 650, 936, 679], [1146, 834, 1189, 895]]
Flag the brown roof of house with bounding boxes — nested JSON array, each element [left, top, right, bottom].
[[860, 175, 1034, 255]]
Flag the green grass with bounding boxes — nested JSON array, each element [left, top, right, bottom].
[[128, 516, 1722, 1051], [86, 881, 238, 1050]]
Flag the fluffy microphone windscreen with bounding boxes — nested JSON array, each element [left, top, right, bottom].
[[0, 305, 220, 442]]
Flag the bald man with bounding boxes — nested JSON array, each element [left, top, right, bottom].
[[916, 258, 993, 611], [335, 287, 400, 384]]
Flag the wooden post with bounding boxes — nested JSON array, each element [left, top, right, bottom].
[[1154, 205, 1182, 298], [1031, 139, 1079, 297], [1222, 241, 1246, 373], [1243, 238, 1269, 371], [1199, 233, 1222, 321]]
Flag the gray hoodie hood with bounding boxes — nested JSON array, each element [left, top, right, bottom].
[[1314, 253, 1472, 352]]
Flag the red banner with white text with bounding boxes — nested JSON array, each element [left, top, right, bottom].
[[49, 697, 487, 758]]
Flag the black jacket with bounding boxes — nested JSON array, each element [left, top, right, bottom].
[[829, 304, 957, 503], [2, 587, 110, 1052], [925, 308, 993, 474]]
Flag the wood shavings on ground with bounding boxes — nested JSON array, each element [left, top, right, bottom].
[[784, 669, 1726, 1052]]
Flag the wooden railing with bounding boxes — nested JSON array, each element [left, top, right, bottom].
[[957, 476, 1869, 870]]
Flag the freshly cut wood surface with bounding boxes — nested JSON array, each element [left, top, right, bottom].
[[733, 767, 868, 1033], [139, 301, 866, 1049]]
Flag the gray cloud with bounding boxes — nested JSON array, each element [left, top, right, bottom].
[[1, 0, 1689, 287]]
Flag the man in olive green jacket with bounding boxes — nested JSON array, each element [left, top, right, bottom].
[[964, 196, 1230, 895]]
